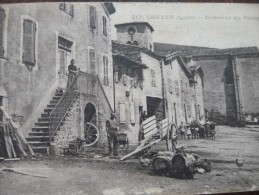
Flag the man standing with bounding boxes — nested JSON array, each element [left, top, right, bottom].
[[106, 112, 119, 156], [67, 59, 77, 87]]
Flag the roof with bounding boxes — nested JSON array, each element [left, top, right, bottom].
[[114, 22, 154, 32], [112, 41, 163, 64], [175, 56, 193, 78], [103, 3, 116, 15], [154, 42, 213, 56], [154, 42, 259, 58], [113, 54, 148, 69]]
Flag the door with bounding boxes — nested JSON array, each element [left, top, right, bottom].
[[58, 36, 73, 89]]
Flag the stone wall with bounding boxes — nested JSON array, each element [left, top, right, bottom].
[[53, 93, 110, 149]]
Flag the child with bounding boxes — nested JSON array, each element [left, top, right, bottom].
[[186, 123, 191, 140]]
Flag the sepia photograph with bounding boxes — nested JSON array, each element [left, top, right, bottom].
[[0, 1, 259, 194]]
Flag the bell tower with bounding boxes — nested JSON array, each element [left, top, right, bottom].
[[115, 22, 154, 51]]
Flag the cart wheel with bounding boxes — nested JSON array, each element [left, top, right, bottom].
[[167, 123, 177, 152], [84, 122, 99, 146]]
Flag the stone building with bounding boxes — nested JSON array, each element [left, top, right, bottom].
[[112, 41, 164, 145], [112, 22, 205, 145], [154, 43, 259, 125], [0, 2, 116, 153]]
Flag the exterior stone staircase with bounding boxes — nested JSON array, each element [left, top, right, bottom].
[[26, 90, 64, 154]]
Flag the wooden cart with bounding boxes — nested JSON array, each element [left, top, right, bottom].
[[120, 116, 177, 161]]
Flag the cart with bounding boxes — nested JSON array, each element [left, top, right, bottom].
[[120, 116, 177, 161]]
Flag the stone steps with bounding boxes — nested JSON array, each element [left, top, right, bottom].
[[26, 89, 64, 154]]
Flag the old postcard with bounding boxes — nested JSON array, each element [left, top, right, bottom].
[[0, 2, 259, 195]]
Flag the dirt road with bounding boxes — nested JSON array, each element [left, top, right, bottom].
[[1, 126, 259, 195]]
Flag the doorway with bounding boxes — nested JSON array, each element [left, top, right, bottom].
[[58, 36, 73, 89], [84, 103, 97, 126]]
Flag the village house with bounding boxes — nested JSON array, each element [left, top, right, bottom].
[[154, 43, 259, 125], [0, 2, 116, 153], [112, 22, 205, 146]]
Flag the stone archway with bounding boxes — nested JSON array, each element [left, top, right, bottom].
[[84, 103, 97, 126]]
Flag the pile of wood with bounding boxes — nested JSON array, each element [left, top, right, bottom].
[[0, 106, 35, 160]]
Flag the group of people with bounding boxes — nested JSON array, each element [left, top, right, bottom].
[[178, 120, 216, 140]]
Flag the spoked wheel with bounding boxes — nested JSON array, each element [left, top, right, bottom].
[[167, 123, 177, 152], [84, 122, 99, 146]]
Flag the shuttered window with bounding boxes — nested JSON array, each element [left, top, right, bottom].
[[89, 49, 96, 75], [123, 67, 128, 86], [89, 6, 96, 29], [130, 103, 135, 124], [23, 19, 36, 66], [151, 69, 156, 87], [102, 16, 107, 36], [119, 103, 126, 123], [175, 81, 179, 95], [103, 55, 109, 85], [168, 78, 173, 94], [0, 8, 5, 57]]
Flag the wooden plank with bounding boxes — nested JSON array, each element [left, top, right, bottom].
[[142, 116, 156, 126], [120, 138, 162, 161], [143, 119, 156, 130], [145, 128, 158, 138], [143, 123, 157, 134]]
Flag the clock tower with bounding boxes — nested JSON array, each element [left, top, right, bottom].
[[115, 22, 154, 51]]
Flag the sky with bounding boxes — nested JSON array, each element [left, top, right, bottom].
[[110, 3, 259, 49]]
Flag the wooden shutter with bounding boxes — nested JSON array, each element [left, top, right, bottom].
[[89, 49, 96, 75], [0, 8, 5, 57], [103, 16, 107, 36], [168, 78, 173, 93], [130, 103, 135, 124], [23, 19, 36, 65], [119, 103, 126, 123], [103, 56, 109, 85], [123, 68, 127, 86], [89, 6, 96, 29], [175, 81, 179, 95]]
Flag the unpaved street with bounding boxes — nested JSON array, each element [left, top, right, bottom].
[[1, 126, 259, 195]]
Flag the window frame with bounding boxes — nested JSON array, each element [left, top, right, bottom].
[[20, 15, 38, 68], [102, 15, 107, 37], [151, 69, 156, 87], [89, 6, 97, 31], [88, 47, 96, 75], [103, 54, 109, 86]]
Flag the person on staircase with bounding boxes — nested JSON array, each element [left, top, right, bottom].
[[67, 59, 78, 88]]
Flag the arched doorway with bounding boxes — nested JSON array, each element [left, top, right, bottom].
[[84, 103, 99, 146], [84, 103, 97, 125]]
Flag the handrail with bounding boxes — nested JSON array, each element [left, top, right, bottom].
[[49, 73, 80, 140]]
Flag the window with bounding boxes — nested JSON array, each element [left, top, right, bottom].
[[23, 19, 36, 66], [181, 80, 183, 92], [151, 69, 156, 87], [0, 7, 5, 57], [102, 16, 107, 37], [168, 78, 173, 94], [89, 49, 96, 75], [103, 55, 109, 85], [119, 103, 126, 123], [130, 103, 135, 124], [89, 6, 96, 30], [175, 81, 179, 95], [123, 67, 128, 86], [59, 3, 74, 17]]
